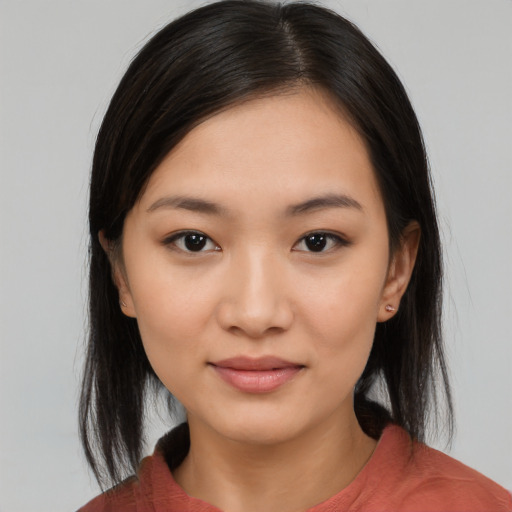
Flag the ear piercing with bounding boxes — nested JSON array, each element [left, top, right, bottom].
[[385, 304, 396, 312], [120, 300, 127, 308]]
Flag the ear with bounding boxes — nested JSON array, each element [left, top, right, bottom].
[[98, 230, 137, 318], [377, 221, 420, 322]]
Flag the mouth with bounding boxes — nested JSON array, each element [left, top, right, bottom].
[[209, 356, 305, 393]]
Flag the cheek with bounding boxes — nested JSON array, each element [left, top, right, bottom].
[[298, 251, 388, 372], [125, 261, 219, 386], [302, 254, 387, 332], [129, 254, 215, 330]]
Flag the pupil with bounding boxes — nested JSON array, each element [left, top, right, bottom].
[[185, 234, 206, 251], [306, 234, 327, 252]]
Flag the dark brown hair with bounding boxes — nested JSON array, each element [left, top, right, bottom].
[[80, 0, 453, 488]]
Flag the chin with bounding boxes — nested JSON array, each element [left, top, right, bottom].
[[221, 420, 301, 446], [199, 402, 320, 447]]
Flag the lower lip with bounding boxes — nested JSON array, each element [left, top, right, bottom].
[[211, 365, 303, 393]]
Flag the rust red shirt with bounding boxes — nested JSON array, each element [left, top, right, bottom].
[[78, 424, 512, 511]]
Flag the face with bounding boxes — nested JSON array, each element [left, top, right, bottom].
[[114, 88, 417, 446]]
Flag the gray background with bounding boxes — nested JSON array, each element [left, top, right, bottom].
[[0, 1, 510, 510]]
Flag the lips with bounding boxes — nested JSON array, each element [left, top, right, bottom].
[[209, 356, 304, 393]]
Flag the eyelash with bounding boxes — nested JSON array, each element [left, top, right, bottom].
[[163, 231, 221, 254], [163, 230, 350, 254]]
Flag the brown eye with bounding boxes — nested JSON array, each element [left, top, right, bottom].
[[164, 231, 220, 253], [293, 232, 348, 253], [305, 233, 328, 252], [183, 233, 207, 251]]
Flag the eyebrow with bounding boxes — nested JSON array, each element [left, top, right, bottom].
[[285, 193, 363, 215], [147, 193, 363, 216], [147, 195, 229, 215]]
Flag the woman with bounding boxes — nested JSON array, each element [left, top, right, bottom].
[[78, 1, 511, 510]]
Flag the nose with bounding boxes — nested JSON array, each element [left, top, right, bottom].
[[216, 250, 294, 339]]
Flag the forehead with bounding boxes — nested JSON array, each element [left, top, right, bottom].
[[138, 88, 383, 215]]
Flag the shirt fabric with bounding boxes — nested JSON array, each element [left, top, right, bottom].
[[78, 423, 512, 512]]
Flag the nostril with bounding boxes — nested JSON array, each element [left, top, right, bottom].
[[215, 281, 294, 337]]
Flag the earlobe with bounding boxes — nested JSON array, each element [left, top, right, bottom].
[[377, 221, 420, 322], [118, 295, 136, 318], [98, 230, 137, 318]]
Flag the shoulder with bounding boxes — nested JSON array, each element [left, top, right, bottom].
[[77, 476, 139, 512], [77, 451, 171, 512], [379, 425, 512, 511], [77, 423, 194, 512]]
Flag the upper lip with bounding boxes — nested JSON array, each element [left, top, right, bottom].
[[210, 356, 303, 371]]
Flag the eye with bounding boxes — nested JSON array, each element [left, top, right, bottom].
[[293, 232, 348, 253], [164, 231, 220, 253]]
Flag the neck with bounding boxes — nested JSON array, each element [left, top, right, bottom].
[[173, 409, 377, 512]]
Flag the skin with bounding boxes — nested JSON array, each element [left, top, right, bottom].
[[104, 88, 420, 512]]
